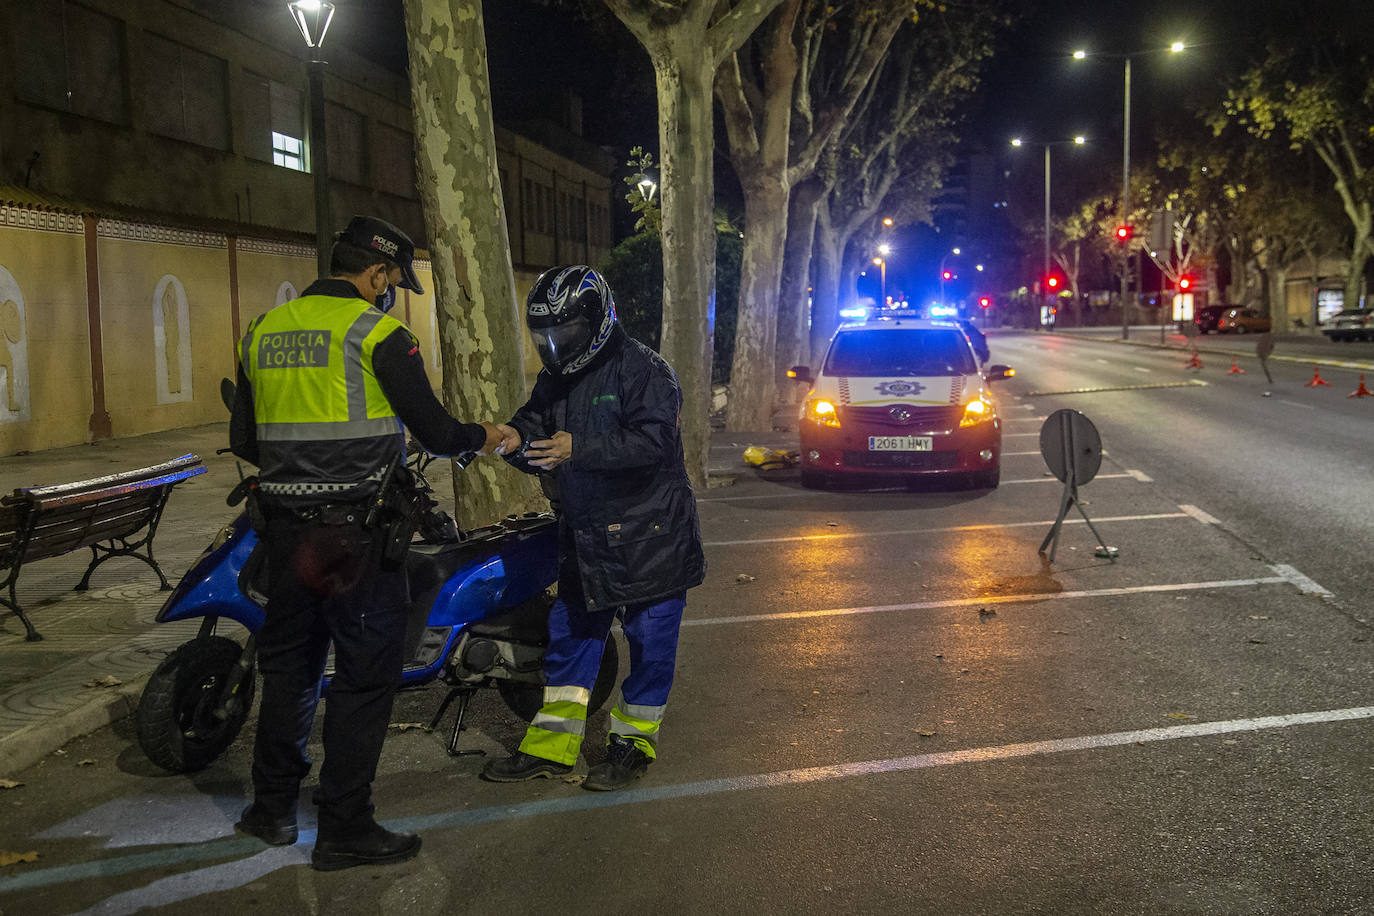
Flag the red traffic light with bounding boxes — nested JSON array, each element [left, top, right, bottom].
[[978, 296, 992, 309], [1179, 275, 1193, 290], [1046, 275, 1060, 290], [1115, 225, 1133, 242], [941, 270, 953, 280]]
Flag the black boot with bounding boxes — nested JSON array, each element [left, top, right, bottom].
[[234, 803, 299, 846], [481, 751, 573, 782], [583, 735, 651, 791], [311, 826, 422, 871]]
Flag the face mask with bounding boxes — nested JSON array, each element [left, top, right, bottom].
[[375, 284, 397, 314]]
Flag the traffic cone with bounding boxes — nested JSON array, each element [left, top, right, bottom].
[[1349, 375, 1374, 398], [1185, 350, 1203, 370], [1227, 358, 1246, 375], [1305, 364, 1333, 387]]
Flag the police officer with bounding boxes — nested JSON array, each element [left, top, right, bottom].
[[229, 215, 519, 870], [481, 266, 705, 791]]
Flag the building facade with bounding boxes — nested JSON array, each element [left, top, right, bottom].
[[0, 0, 615, 457]]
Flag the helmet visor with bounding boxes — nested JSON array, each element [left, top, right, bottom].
[[530, 316, 592, 371]]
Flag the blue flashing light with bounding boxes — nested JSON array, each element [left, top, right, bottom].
[[928, 304, 958, 317], [839, 306, 869, 320]]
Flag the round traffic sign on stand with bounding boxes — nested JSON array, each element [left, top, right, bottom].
[[1039, 408, 1103, 486]]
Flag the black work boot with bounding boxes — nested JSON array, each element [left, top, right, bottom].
[[480, 751, 573, 782], [311, 825, 422, 871], [234, 803, 299, 846], [583, 735, 651, 791]]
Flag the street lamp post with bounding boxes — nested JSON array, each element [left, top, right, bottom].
[[872, 257, 886, 305], [1012, 136, 1085, 327], [1075, 42, 1184, 340], [289, 1, 337, 277]]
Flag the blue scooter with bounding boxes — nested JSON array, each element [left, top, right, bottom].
[[135, 390, 617, 772]]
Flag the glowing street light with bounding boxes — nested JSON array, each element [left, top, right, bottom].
[[1011, 136, 1088, 321], [872, 256, 887, 305], [1073, 41, 1187, 338]]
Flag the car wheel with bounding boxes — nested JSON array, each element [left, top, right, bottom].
[[800, 469, 828, 490], [1236, 325, 1249, 334]]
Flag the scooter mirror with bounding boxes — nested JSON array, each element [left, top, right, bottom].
[[219, 378, 236, 412]]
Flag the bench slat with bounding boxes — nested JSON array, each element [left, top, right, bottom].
[[11, 454, 202, 503], [21, 496, 163, 559]]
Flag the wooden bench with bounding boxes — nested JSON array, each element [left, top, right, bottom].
[[0, 454, 207, 642]]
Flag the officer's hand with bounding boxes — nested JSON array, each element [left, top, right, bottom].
[[495, 424, 522, 456], [476, 422, 519, 456], [525, 431, 572, 470]]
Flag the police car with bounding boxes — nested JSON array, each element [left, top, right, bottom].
[[789, 311, 1014, 489]]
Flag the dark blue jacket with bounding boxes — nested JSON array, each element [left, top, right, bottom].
[[506, 327, 706, 609]]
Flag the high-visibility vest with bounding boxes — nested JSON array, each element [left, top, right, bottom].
[[240, 293, 409, 500]]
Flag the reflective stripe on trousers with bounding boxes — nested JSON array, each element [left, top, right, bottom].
[[518, 593, 685, 765]]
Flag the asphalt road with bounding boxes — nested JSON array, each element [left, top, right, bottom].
[[2, 330, 1371, 915]]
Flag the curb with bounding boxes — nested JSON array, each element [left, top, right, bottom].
[[0, 675, 150, 778]]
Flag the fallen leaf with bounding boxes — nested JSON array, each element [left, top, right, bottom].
[[0, 779, 21, 790], [84, 675, 122, 688], [1165, 712, 1196, 720], [561, 775, 586, 785], [77, 759, 96, 766], [735, 574, 756, 583], [388, 723, 427, 732], [918, 730, 936, 737], [0, 851, 39, 867]]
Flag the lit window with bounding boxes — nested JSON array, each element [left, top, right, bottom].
[[272, 131, 305, 171]]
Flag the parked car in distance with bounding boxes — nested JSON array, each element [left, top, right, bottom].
[[1217, 307, 1271, 334], [1321, 308, 1374, 342], [1194, 305, 1233, 334]]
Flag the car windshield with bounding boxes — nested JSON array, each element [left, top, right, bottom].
[[824, 329, 977, 377]]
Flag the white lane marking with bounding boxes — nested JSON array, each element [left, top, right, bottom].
[[1272, 563, 1334, 597], [702, 512, 1188, 546], [1001, 473, 1133, 485], [1276, 399, 1314, 410], [1005, 432, 1041, 438], [1179, 504, 1221, 525], [24, 705, 1374, 904], [1126, 469, 1153, 482], [1096, 358, 1110, 364], [682, 574, 1292, 627], [1133, 366, 1151, 373], [1005, 417, 1049, 423], [1004, 450, 1043, 456]]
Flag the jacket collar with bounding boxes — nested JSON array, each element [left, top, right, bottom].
[[304, 278, 369, 301]]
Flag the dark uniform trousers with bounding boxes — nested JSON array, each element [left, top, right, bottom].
[[250, 509, 408, 840]]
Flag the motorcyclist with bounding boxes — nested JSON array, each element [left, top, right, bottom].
[[482, 265, 705, 790]]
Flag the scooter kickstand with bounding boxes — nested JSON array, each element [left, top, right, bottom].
[[431, 686, 484, 757]]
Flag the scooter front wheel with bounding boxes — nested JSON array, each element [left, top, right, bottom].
[[136, 636, 254, 772], [497, 633, 620, 722]]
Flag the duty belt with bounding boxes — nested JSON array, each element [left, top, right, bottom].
[[258, 468, 387, 498]]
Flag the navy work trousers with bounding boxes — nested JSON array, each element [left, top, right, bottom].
[[250, 512, 408, 841]]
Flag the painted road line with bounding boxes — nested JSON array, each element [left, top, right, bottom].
[[681, 573, 1293, 628], [1005, 432, 1041, 438], [1027, 379, 1208, 396], [701, 512, 1188, 546], [1001, 473, 1133, 485], [1275, 399, 1315, 410], [1272, 563, 1334, 597], [1096, 358, 1110, 364], [1179, 504, 1221, 525], [1126, 469, 1153, 482], [1133, 366, 1151, 373], [13, 705, 1374, 902], [1003, 450, 1044, 456], [1004, 417, 1049, 423]]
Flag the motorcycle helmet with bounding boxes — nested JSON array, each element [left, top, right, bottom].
[[525, 266, 617, 375]]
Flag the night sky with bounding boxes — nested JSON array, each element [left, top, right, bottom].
[[331, 0, 1303, 298]]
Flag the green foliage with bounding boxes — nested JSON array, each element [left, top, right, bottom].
[[601, 225, 742, 384], [622, 146, 662, 234]]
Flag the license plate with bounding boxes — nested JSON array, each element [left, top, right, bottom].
[[868, 436, 933, 451]]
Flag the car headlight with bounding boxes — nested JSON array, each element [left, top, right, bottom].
[[804, 397, 841, 428], [959, 396, 994, 427]]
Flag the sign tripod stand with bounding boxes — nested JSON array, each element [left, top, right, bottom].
[[1037, 408, 1117, 563]]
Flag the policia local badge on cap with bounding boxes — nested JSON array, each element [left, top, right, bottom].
[[338, 215, 425, 295]]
